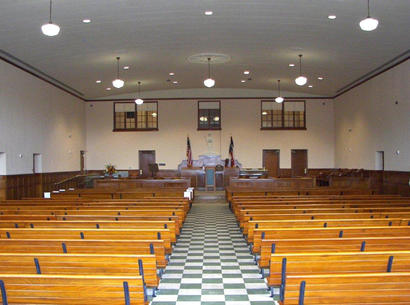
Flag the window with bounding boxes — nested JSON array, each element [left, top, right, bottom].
[[198, 101, 221, 130], [114, 101, 158, 131], [261, 100, 306, 130]]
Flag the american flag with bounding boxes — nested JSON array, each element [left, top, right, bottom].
[[186, 137, 193, 167], [229, 136, 235, 167]]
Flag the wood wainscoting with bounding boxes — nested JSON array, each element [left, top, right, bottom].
[[0, 176, 6, 201], [2, 171, 80, 200], [383, 171, 410, 196]]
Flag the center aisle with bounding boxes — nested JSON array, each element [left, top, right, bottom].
[[151, 197, 276, 305]]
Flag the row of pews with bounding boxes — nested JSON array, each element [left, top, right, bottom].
[[0, 191, 191, 304], [231, 194, 410, 305]]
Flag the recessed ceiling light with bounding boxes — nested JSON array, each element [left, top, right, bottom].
[[241, 80, 246, 83], [308, 85, 313, 88], [173, 81, 178, 84], [244, 70, 250, 75], [328, 15, 336, 20], [169, 72, 175, 76], [123, 66, 130, 70], [204, 11, 213, 16], [82, 19, 91, 23], [289, 64, 295, 67], [106, 87, 111, 90], [96, 80, 101, 84], [318, 77, 324, 80]]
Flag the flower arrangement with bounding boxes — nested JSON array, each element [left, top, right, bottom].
[[105, 163, 116, 176]]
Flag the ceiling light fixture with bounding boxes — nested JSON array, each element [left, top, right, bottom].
[[41, 0, 60, 36], [318, 77, 324, 80], [173, 81, 178, 84], [275, 80, 284, 104], [328, 15, 337, 20], [96, 80, 102, 84], [205, 11, 213, 16], [135, 81, 144, 105], [241, 80, 246, 83], [82, 19, 91, 23], [289, 64, 295, 67], [244, 70, 250, 75], [203, 57, 215, 88], [308, 85, 313, 88], [169, 72, 175, 76], [295, 54, 308, 86], [112, 57, 125, 88], [359, 0, 379, 31], [123, 66, 130, 70], [106, 87, 111, 91]]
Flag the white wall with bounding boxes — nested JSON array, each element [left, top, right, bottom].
[[85, 99, 334, 170], [0, 60, 86, 175], [334, 60, 410, 171]]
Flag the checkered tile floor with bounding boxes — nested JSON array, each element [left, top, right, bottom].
[[150, 199, 277, 305]]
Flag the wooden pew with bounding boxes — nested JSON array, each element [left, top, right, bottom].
[[246, 218, 408, 242], [0, 274, 148, 304], [0, 220, 178, 243], [0, 209, 186, 227], [238, 207, 410, 224], [0, 238, 168, 268], [241, 212, 410, 233], [0, 215, 182, 237], [281, 272, 410, 305], [268, 251, 410, 286], [259, 236, 410, 268], [253, 226, 410, 253], [0, 228, 173, 253], [0, 253, 159, 288]]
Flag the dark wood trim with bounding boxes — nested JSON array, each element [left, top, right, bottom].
[[334, 54, 409, 98], [0, 55, 85, 102], [113, 101, 158, 131], [113, 128, 159, 132], [86, 96, 330, 102], [2, 48, 408, 103], [261, 127, 307, 131], [197, 100, 222, 130], [261, 99, 306, 130]]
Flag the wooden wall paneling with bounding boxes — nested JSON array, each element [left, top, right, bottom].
[[0, 176, 6, 201], [383, 171, 410, 196]]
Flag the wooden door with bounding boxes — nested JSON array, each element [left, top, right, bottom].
[[139, 150, 156, 177], [291, 149, 308, 177], [263, 150, 280, 177]]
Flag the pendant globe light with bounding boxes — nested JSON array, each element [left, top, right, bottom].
[[41, 0, 60, 37], [112, 57, 125, 88], [359, 0, 379, 31], [295, 54, 307, 86], [203, 58, 216, 88], [275, 80, 284, 104], [135, 81, 144, 105]]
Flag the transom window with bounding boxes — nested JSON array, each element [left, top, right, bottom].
[[114, 101, 158, 131], [198, 101, 221, 130], [261, 100, 306, 130]]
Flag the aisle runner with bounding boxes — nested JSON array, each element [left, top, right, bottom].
[[151, 202, 276, 305]]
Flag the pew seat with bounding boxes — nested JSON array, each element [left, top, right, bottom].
[[0, 253, 159, 288], [0, 274, 148, 304], [281, 272, 410, 305], [268, 251, 410, 286]]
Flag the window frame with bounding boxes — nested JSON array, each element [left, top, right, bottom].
[[113, 101, 159, 132], [197, 100, 222, 131], [260, 99, 306, 130]]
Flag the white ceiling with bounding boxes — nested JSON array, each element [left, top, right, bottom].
[[0, 0, 409, 99]]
